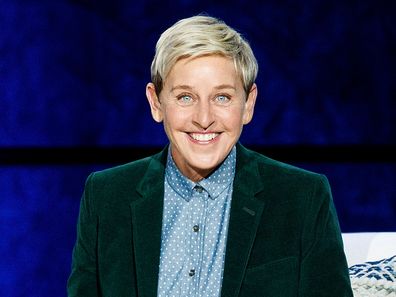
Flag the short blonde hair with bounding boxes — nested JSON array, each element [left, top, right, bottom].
[[150, 15, 258, 95]]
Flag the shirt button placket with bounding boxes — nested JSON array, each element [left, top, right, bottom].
[[190, 185, 205, 296]]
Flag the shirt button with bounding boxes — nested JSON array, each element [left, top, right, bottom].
[[193, 225, 199, 232], [189, 269, 195, 277], [195, 186, 203, 193]]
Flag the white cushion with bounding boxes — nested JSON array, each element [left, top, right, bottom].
[[342, 232, 396, 267]]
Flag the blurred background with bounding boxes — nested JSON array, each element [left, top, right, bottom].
[[0, 0, 395, 296]]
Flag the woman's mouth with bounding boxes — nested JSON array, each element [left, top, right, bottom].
[[188, 132, 219, 143]]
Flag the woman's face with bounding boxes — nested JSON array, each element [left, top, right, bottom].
[[146, 55, 257, 182]]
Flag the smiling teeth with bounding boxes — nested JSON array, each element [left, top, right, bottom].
[[190, 133, 218, 141]]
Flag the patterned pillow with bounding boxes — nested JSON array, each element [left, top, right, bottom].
[[349, 255, 396, 296]]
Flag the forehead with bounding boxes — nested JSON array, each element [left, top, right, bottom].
[[164, 55, 243, 89]]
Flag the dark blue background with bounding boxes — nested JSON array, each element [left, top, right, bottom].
[[1, 1, 395, 296]]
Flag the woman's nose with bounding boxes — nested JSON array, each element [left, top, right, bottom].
[[192, 100, 215, 130]]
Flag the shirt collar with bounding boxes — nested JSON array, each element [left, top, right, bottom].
[[165, 146, 236, 201]]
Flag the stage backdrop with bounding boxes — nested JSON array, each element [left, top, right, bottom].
[[0, 1, 395, 296]]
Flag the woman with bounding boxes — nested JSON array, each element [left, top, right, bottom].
[[68, 15, 352, 297]]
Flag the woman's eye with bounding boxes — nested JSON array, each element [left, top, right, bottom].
[[178, 95, 193, 104], [215, 95, 230, 103]]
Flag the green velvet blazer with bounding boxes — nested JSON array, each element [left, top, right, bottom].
[[67, 144, 353, 297]]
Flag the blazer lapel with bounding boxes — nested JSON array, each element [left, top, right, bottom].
[[130, 149, 167, 297], [221, 144, 266, 297]]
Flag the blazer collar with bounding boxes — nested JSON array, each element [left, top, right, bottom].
[[131, 146, 168, 297], [221, 143, 266, 297]]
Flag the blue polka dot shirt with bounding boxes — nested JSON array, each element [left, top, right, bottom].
[[157, 146, 236, 297]]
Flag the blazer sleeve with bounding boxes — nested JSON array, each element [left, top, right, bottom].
[[67, 173, 100, 297], [298, 175, 353, 296]]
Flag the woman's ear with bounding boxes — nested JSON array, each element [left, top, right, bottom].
[[146, 83, 163, 122], [243, 83, 257, 125]]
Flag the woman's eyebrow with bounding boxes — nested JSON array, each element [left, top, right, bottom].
[[170, 85, 194, 92], [213, 84, 236, 90]]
